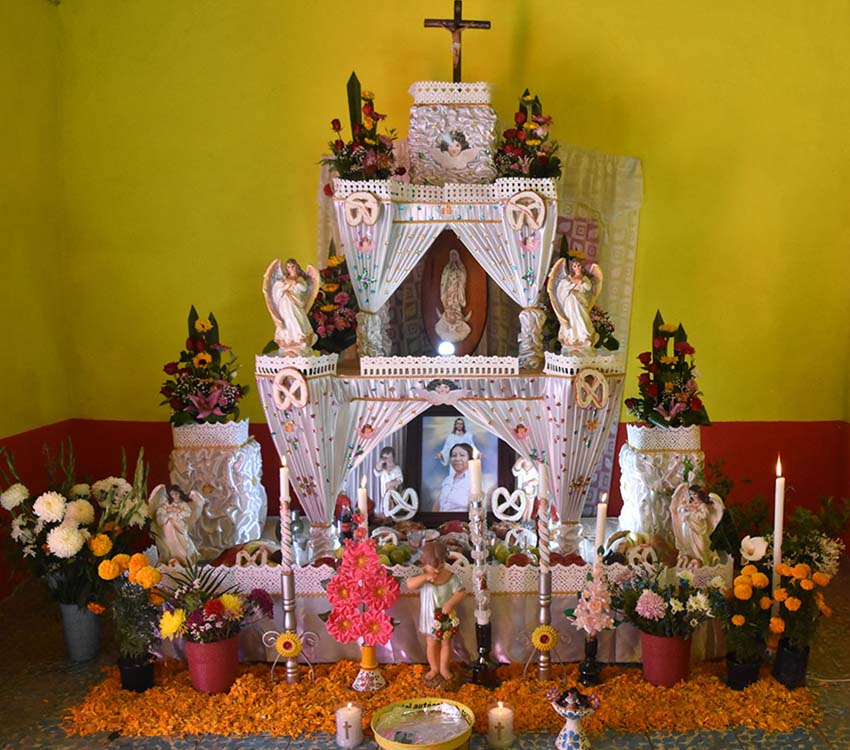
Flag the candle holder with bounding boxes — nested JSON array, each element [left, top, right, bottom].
[[335, 701, 364, 748], [487, 700, 515, 748], [466, 623, 500, 686], [579, 635, 601, 686]]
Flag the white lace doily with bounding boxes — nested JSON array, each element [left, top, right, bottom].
[[360, 355, 518, 378], [255, 353, 338, 378], [626, 424, 702, 451], [332, 178, 558, 203], [409, 81, 492, 105], [171, 420, 249, 448], [543, 351, 626, 376]]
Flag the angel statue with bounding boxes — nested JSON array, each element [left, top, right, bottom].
[[147, 484, 205, 566], [263, 258, 320, 357], [546, 255, 603, 351], [435, 249, 472, 343], [670, 483, 725, 567]]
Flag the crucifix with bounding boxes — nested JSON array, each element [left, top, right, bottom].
[[424, 1, 491, 83]]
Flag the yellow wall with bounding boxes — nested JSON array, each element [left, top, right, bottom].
[[0, 0, 70, 436], [4, 1, 850, 432]]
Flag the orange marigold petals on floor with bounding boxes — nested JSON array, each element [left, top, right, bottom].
[[63, 660, 820, 738]]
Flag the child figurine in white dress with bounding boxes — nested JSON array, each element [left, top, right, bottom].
[[406, 540, 465, 688]]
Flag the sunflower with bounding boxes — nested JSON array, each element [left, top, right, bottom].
[[327, 255, 346, 267], [193, 352, 212, 368], [531, 624, 559, 652], [275, 631, 303, 659], [194, 318, 213, 333], [321, 283, 340, 293]]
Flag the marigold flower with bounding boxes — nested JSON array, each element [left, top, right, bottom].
[[759, 596, 772, 610], [775, 563, 793, 577], [740, 564, 758, 576], [532, 624, 559, 652], [750, 572, 770, 589], [134, 566, 162, 590], [98, 559, 120, 581], [129, 552, 150, 573], [275, 631, 303, 658], [733, 584, 753, 601], [731, 614, 746, 626], [799, 578, 814, 591], [791, 563, 811, 580], [87, 602, 105, 615], [733, 574, 753, 588], [160, 609, 186, 639], [812, 571, 830, 587], [769, 616, 785, 634], [784, 596, 802, 612], [148, 589, 165, 606], [774, 587, 788, 602], [88, 533, 113, 557], [112, 553, 130, 571], [820, 603, 833, 617]]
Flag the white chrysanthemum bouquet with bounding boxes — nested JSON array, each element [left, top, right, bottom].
[[0, 442, 151, 609]]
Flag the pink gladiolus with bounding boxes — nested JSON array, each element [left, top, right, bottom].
[[326, 607, 362, 643], [340, 540, 380, 575], [356, 610, 394, 646], [362, 570, 400, 611]]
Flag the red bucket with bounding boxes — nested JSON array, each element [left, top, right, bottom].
[[640, 632, 691, 687], [185, 636, 240, 694]]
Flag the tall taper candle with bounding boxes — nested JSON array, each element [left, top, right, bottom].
[[280, 456, 293, 573], [594, 493, 609, 559], [773, 455, 785, 589], [470, 450, 482, 495], [537, 462, 550, 574], [357, 476, 369, 535]]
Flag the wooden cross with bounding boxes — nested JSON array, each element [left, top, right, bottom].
[[343, 720, 352, 740], [424, 1, 491, 83]]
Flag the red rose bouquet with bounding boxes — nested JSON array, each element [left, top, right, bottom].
[[494, 89, 562, 179]]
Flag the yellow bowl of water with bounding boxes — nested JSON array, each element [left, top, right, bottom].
[[371, 698, 475, 750]]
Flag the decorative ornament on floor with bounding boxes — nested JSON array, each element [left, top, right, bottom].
[[262, 628, 318, 684], [159, 565, 274, 694], [619, 311, 710, 544], [98, 551, 162, 691], [548, 687, 600, 750], [322, 513, 400, 692], [0, 443, 152, 662], [162, 306, 266, 558]]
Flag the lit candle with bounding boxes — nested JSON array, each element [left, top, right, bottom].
[[594, 493, 609, 559], [487, 701, 515, 748], [773, 455, 785, 588], [335, 702, 363, 748], [280, 456, 293, 573], [357, 476, 369, 534], [470, 449, 482, 495]]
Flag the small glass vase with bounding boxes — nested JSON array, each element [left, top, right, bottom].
[[579, 635, 601, 686]]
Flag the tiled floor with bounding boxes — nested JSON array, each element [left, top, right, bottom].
[[1, 559, 847, 750]]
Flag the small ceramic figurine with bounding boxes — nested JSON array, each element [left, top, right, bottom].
[[548, 687, 600, 750], [147, 483, 205, 565], [670, 482, 725, 567], [262, 257, 320, 357], [405, 540, 466, 688], [435, 249, 472, 343], [547, 255, 603, 351]]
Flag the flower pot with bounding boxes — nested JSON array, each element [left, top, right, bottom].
[[59, 603, 100, 662], [639, 632, 691, 687], [352, 644, 386, 692], [185, 636, 240, 694], [773, 638, 809, 689], [118, 655, 155, 692], [726, 653, 761, 690]]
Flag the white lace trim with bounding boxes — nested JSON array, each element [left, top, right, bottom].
[[255, 353, 338, 378], [332, 178, 558, 202], [626, 424, 702, 451], [360, 355, 519, 377], [543, 351, 626, 376], [408, 81, 492, 104], [171, 420, 250, 448]]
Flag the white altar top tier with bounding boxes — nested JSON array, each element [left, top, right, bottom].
[[409, 81, 492, 104]]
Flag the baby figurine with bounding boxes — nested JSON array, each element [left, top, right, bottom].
[[406, 540, 466, 688], [548, 687, 600, 750]]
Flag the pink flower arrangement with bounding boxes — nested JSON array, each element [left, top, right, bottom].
[[324, 535, 400, 645], [634, 590, 667, 621], [568, 562, 615, 637]]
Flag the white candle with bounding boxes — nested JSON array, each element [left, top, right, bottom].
[[487, 701, 515, 748], [594, 493, 609, 558], [357, 476, 369, 534], [470, 450, 482, 495], [280, 456, 293, 572], [538, 461, 548, 501], [335, 702, 363, 748], [773, 455, 785, 588]]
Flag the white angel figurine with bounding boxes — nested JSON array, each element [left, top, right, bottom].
[[147, 484, 205, 566], [670, 483, 725, 567], [263, 258, 320, 357], [546, 255, 603, 351]]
